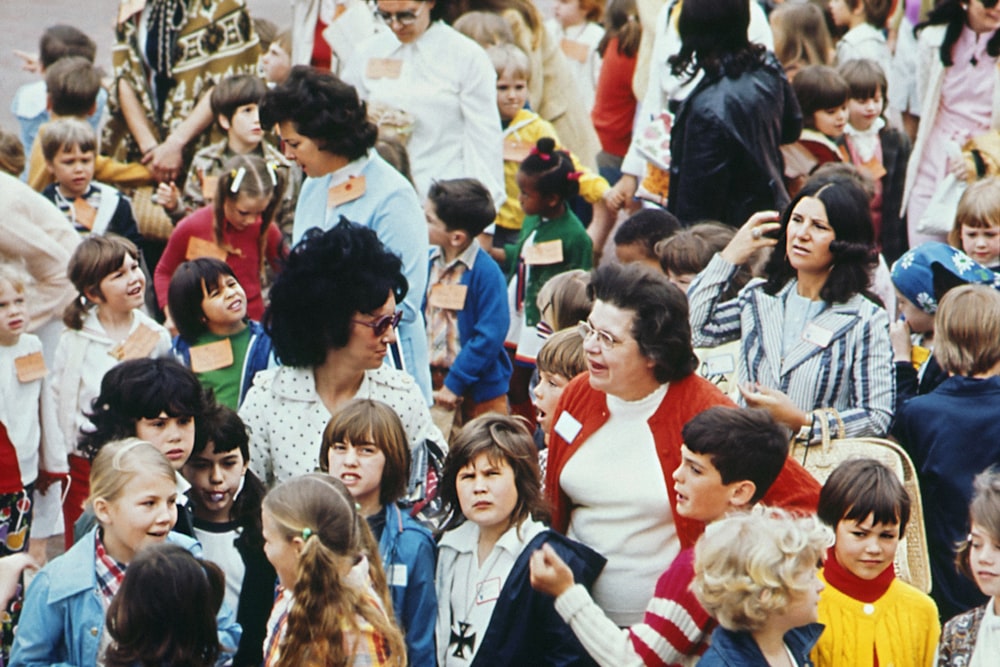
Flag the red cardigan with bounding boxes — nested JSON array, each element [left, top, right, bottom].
[[545, 373, 821, 549], [153, 206, 283, 320]]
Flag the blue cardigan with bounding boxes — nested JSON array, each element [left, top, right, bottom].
[[378, 503, 438, 667], [696, 623, 823, 666], [425, 245, 512, 403], [293, 152, 432, 403], [10, 529, 241, 667]]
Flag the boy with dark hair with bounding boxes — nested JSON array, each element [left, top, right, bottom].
[[424, 178, 512, 432], [613, 208, 681, 271], [11, 25, 107, 180], [531, 407, 792, 666], [157, 74, 299, 237], [27, 57, 152, 192]]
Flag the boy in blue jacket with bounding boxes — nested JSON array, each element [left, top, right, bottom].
[[424, 178, 512, 430]]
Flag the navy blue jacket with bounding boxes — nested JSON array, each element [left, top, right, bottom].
[[696, 623, 823, 666]]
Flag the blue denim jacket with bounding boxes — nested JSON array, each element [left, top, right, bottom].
[[10, 529, 241, 667]]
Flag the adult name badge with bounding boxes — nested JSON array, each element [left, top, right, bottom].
[[475, 577, 502, 604], [554, 411, 582, 443], [186, 236, 228, 262], [703, 353, 735, 377], [328, 176, 366, 208], [429, 284, 467, 310], [560, 38, 589, 64], [503, 139, 532, 163], [801, 322, 834, 348], [366, 58, 403, 79], [109, 324, 160, 361], [523, 239, 563, 266], [189, 338, 235, 373], [15, 352, 47, 383]]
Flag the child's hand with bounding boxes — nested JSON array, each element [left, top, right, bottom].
[[605, 175, 637, 212], [433, 386, 462, 410], [529, 543, 576, 598], [889, 319, 913, 363], [13, 50, 41, 74], [156, 181, 180, 212], [0, 553, 38, 608]]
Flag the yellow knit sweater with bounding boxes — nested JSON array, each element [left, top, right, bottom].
[[812, 569, 940, 667]]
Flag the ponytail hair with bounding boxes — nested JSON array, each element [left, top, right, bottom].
[[214, 154, 283, 284], [263, 474, 405, 667], [599, 0, 641, 58], [518, 137, 580, 202], [63, 233, 140, 330]]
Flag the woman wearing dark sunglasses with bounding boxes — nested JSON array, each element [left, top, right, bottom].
[[238, 219, 445, 488], [903, 0, 1000, 247], [341, 0, 506, 207]]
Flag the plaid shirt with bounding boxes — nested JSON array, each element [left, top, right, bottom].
[[94, 530, 127, 608]]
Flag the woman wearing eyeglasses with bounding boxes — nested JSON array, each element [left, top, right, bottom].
[[341, 0, 505, 205], [238, 219, 445, 488], [688, 175, 895, 441], [544, 262, 820, 627], [903, 0, 1000, 247]]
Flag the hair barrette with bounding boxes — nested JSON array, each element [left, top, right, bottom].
[[530, 147, 551, 160], [230, 166, 247, 193], [567, 171, 582, 181], [301, 528, 313, 540]]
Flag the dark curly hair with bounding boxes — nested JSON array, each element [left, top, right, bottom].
[[916, 0, 1000, 68], [78, 358, 213, 461], [762, 175, 878, 304], [669, 0, 768, 81], [518, 137, 580, 201], [259, 66, 377, 161], [264, 218, 408, 367], [588, 262, 698, 382]]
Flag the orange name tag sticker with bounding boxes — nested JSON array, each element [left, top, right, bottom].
[[200, 175, 219, 202], [73, 199, 97, 231], [14, 352, 47, 383], [429, 284, 468, 310], [109, 324, 161, 361], [117, 0, 145, 24], [860, 156, 888, 181], [186, 236, 228, 262], [366, 58, 403, 79], [327, 176, 366, 208], [189, 338, 235, 373], [560, 38, 590, 64], [523, 239, 564, 265], [503, 139, 532, 163]]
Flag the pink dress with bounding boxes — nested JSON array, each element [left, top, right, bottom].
[[907, 26, 997, 247]]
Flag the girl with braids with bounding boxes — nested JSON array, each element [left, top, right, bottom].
[[50, 235, 171, 541], [903, 0, 1000, 247], [155, 154, 285, 321], [260, 473, 405, 667], [495, 137, 592, 421]]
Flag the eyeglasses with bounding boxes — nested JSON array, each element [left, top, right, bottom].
[[373, 3, 426, 26], [352, 310, 403, 336], [577, 320, 624, 350], [980, 0, 999, 9]]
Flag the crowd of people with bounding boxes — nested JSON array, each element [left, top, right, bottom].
[[3, 0, 1000, 665]]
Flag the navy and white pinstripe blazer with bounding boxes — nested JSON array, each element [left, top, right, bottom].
[[688, 254, 895, 438]]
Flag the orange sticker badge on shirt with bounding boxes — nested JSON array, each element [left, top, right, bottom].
[[523, 239, 564, 266], [366, 58, 403, 79], [199, 174, 220, 205], [560, 38, 590, 64], [327, 176, 366, 208], [109, 324, 160, 361], [14, 352, 47, 383], [429, 284, 468, 310], [73, 199, 97, 231], [860, 156, 888, 181], [503, 138, 532, 163], [189, 338, 235, 373], [186, 236, 229, 262]]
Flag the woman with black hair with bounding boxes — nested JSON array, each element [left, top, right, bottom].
[[665, 0, 801, 227], [238, 220, 445, 488], [341, 0, 505, 204], [688, 176, 895, 439], [259, 66, 432, 402], [903, 0, 1000, 247]]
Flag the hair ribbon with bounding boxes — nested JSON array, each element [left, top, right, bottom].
[[230, 166, 246, 193], [301, 528, 312, 540], [567, 171, 582, 181], [530, 147, 551, 161]]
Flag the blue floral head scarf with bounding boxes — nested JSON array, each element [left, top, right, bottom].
[[891, 243, 1000, 314]]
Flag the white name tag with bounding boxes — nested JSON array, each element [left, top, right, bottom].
[[802, 322, 834, 348], [554, 411, 583, 443], [476, 577, 502, 604], [387, 564, 408, 587], [703, 353, 735, 376]]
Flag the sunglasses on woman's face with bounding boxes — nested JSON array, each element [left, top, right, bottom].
[[352, 310, 403, 336], [978, 0, 999, 9], [373, 3, 426, 26]]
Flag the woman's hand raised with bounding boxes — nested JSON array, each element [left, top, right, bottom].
[[720, 210, 782, 266]]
